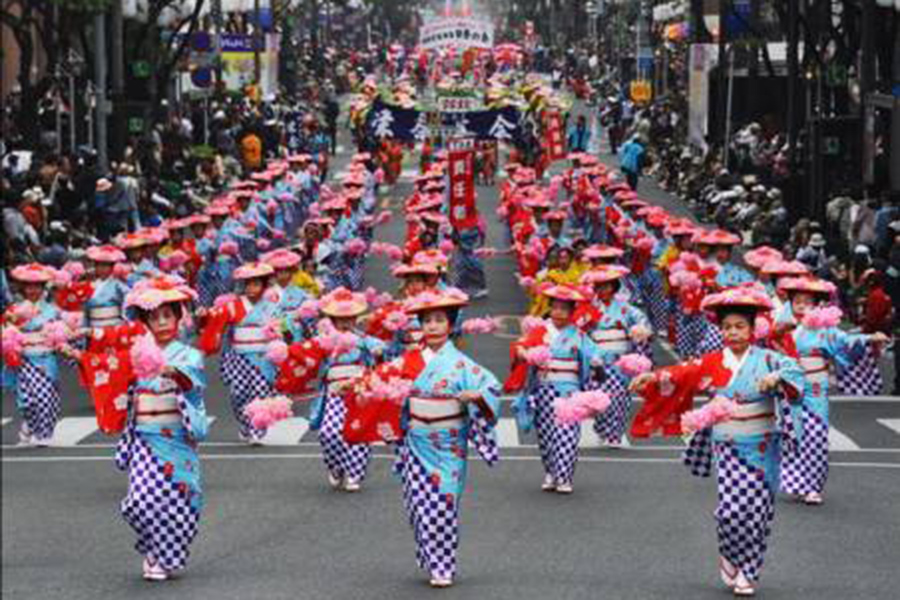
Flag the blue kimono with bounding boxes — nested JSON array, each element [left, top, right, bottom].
[[219, 297, 281, 441], [2, 300, 64, 443], [84, 277, 130, 330], [716, 262, 754, 288], [308, 331, 384, 484], [273, 284, 311, 342], [676, 347, 804, 583], [513, 322, 601, 487], [397, 342, 501, 581], [587, 297, 651, 444], [115, 340, 208, 573], [780, 325, 869, 496]]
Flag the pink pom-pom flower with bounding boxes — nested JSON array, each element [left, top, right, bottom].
[[1, 325, 25, 364], [461, 317, 501, 335], [344, 238, 367, 256], [383, 310, 411, 332], [243, 395, 294, 430], [266, 199, 278, 214], [614, 353, 653, 377], [219, 241, 239, 256], [62, 261, 86, 280], [52, 269, 73, 287], [681, 396, 739, 434], [160, 250, 188, 272], [521, 316, 545, 335], [297, 300, 320, 319], [439, 239, 455, 255], [376, 210, 392, 225], [801, 306, 843, 330], [523, 345, 552, 367], [272, 229, 286, 240], [360, 374, 414, 406], [516, 275, 536, 290], [214, 293, 238, 309], [42, 321, 71, 350], [474, 247, 498, 258], [62, 311, 83, 333], [262, 318, 283, 340], [256, 238, 271, 251], [130, 334, 166, 380], [753, 316, 772, 341], [266, 340, 289, 364], [553, 390, 611, 425]]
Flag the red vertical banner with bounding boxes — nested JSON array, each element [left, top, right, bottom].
[[543, 110, 566, 161], [448, 148, 477, 230]]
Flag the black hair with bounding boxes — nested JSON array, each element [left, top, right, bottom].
[[135, 301, 184, 324], [713, 305, 759, 325]]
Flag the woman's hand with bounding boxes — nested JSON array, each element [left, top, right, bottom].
[[458, 390, 482, 405], [869, 332, 891, 347], [758, 373, 782, 393], [59, 345, 83, 361], [629, 372, 656, 394]]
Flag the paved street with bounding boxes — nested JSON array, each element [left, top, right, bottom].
[[3, 122, 900, 600]]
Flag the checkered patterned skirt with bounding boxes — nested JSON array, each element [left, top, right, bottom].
[[451, 248, 486, 295], [318, 392, 372, 481], [529, 384, 581, 485], [836, 344, 883, 396], [674, 312, 704, 359], [713, 441, 776, 583], [16, 358, 62, 442], [399, 442, 461, 580], [639, 271, 669, 333], [591, 367, 632, 444], [220, 349, 274, 441], [344, 254, 365, 291], [118, 434, 201, 572], [780, 409, 829, 496]]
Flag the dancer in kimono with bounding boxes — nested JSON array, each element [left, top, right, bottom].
[[366, 263, 438, 359], [261, 248, 311, 342], [508, 284, 602, 493], [390, 287, 501, 587], [579, 265, 652, 446], [83, 245, 130, 334], [772, 277, 889, 505], [106, 276, 207, 581], [198, 262, 280, 444], [307, 288, 384, 491], [2, 264, 68, 446], [630, 287, 804, 597]]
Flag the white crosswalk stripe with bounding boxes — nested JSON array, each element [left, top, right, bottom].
[[494, 418, 520, 447], [261, 417, 309, 446], [828, 426, 861, 451], [876, 418, 900, 435], [2, 415, 898, 451], [49, 417, 99, 447]]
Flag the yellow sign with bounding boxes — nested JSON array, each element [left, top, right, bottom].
[[630, 80, 653, 104]]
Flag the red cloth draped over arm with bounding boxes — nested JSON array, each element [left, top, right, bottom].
[[630, 353, 729, 438], [502, 326, 548, 393], [197, 298, 247, 355]]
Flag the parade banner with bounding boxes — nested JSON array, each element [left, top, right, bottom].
[[542, 110, 567, 161], [366, 98, 520, 142], [420, 16, 494, 50], [449, 148, 478, 230]]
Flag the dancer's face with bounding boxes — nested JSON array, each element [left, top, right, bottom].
[[244, 278, 265, 302], [790, 292, 818, 319], [421, 310, 450, 351], [720, 313, 753, 354], [149, 303, 179, 345], [549, 300, 573, 329], [95, 262, 113, 279], [331, 316, 355, 332], [21, 282, 44, 303]]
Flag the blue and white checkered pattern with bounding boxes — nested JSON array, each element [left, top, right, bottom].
[[675, 312, 704, 359], [530, 385, 581, 486], [345, 254, 365, 291], [220, 349, 272, 441], [400, 444, 460, 580], [714, 441, 775, 583], [120, 436, 201, 573], [836, 344, 883, 396], [18, 359, 61, 442], [683, 428, 715, 478], [593, 368, 631, 444], [318, 392, 372, 481], [696, 318, 725, 356], [780, 409, 829, 496]]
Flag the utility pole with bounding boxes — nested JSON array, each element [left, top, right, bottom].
[[93, 10, 109, 173], [254, 0, 263, 86], [785, 0, 799, 213], [110, 0, 125, 160]]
